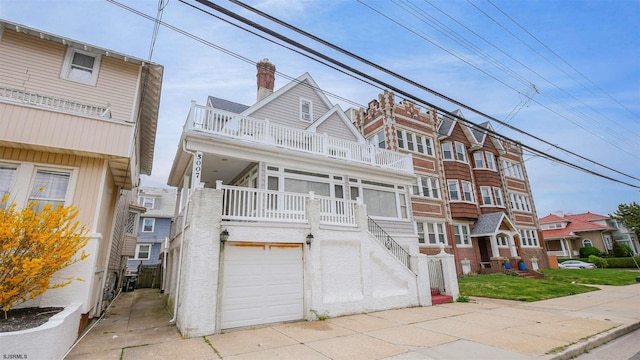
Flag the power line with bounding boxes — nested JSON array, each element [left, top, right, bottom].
[[486, 0, 640, 123], [361, 0, 640, 157], [106, 0, 640, 189], [219, 0, 640, 184]]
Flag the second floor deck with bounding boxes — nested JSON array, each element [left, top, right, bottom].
[[183, 102, 414, 174]]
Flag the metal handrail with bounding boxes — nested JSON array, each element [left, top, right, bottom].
[[367, 216, 410, 268]]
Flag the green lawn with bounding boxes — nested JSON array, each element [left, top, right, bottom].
[[458, 274, 598, 302], [458, 268, 639, 302], [541, 268, 639, 286]]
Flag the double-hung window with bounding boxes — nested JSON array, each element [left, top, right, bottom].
[[453, 224, 471, 246], [447, 180, 460, 201], [473, 152, 485, 168], [142, 218, 155, 233], [461, 181, 474, 203], [417, 221, 446, 245], [520, 228, 540, 247], [300, 98, 312, 122], [29, 169, 71, 212], [0, 165, 17, 208], [135, 244, 151, 260], [485, 152, 496, 170], [455, 142, 467, 163], [368, 130, 385, 149], [493, 187, 504, 207], [138, 196, 155, 210], [397, 130, 434, 156], [412, 176, 439, 199], [442, 142, 453, 160], [480, 186, 493, 206], [502, 159, 524, 180]]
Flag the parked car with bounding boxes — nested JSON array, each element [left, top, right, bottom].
[[558, 260, 596, 269]]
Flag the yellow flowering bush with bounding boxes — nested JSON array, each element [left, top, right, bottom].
[[0, 196, 89, 319]]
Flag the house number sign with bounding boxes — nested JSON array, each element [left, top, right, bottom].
[[193, 151, 203, 188]]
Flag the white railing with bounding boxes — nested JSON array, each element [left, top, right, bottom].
[[318, 196, 357, 226], [186, 103, 413, 173], [0, 86, 111, 118], [219, 184, 357, 226]]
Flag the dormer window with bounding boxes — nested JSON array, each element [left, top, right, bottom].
[[300, 98, 312, 122], [61, 48, 101, 85]]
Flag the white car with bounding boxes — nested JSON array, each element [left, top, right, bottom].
[[558, 260, 596, 269]]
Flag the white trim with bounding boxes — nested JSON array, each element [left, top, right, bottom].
[[141, 217, 155, 232], [305, 104, 366, 142], [60, 47, 101, 86], [299, 97, 313, 122], [134, 243, 152, 260]]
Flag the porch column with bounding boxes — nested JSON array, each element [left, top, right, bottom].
[[489, 235, 500, 258], [560, 238, 567, 257], [509, 235, 518, 257], [305, 197, 321, 321]]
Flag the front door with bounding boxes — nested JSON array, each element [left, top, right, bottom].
[[478, 237, 490, 263]]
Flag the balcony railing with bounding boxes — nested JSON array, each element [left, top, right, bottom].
[[186, 103, 413, 173], [219, 184, 358, 226], [0, 86, 111, 118]]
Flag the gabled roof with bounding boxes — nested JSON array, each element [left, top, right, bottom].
[[207, 96, 249, 114], [470, 212, 518, 237], [240, 72, 333, 118], [305, 105, 365, 143], [436, 109, 482, 148], [540, 211, 616, 239], [473, 122, 505, 153]]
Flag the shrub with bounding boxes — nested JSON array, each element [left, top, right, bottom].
[[612, 242, 634, 257], [604, 257, 640, 268], [579, 246, 601, 258], [588, 255, 608, 268], [0, 198, 89, 319]]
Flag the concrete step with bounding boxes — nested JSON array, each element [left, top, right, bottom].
[[432, 294, 453, 305]]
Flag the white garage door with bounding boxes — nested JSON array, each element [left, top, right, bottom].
[[221, 243, 304, 329]]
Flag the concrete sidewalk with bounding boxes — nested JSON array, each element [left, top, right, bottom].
[[65, 284, 640, 360]]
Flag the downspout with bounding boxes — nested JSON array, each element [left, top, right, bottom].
[[161, 236, 168, 292], [169, 140, 197, 324]]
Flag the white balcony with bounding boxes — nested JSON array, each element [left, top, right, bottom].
[[184, 103, 413, 173], [0, 86, 111, 119]]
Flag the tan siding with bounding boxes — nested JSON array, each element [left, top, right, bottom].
[[0, 147, 107, 228], [0, 30, 139, 121], [0, 103, 132, 157], [375, 219, 415, 236]]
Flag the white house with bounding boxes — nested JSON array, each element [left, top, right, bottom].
[[164, 59, 458, 337]]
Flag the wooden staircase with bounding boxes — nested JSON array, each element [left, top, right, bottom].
[[431, 288, 453, 305]]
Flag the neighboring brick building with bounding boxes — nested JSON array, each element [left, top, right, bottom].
[[355, 91, 548, 274]]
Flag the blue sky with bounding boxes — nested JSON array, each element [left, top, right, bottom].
[[2, 0, 639, 218]]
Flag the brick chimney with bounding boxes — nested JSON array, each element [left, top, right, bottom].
[[256, 58, 276, 102]]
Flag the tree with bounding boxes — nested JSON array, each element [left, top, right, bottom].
[[611, 202, 640, 239], [0, 197, 89, 319]]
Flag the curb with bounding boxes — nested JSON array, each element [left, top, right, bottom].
[[548, 321, 640, 360]]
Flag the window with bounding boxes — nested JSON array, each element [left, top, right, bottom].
[[397, 130, 433, 156], [442, 142, 453, 160], [412, 176, 439, 199], [134, 244, 151, 260], [454, 142, 467, 163], [473, 152, 485, 168], [582, 239, 593, 247], [497, 235, 509, 247], [485, 152, 496, 170], [461, 181, 474, 203], [520, 228, 540, 247], [349, 178, 407, 219], [453, 224, 471, 246], [502, 159, 524, 180], [142, 218, 155, 232], [61, 48, 101, 85], [417, 221, 446, 245], [28, 169, 71, 211], [480, 186, 493, 206], [138, 196, 155, 210], [447, 180, 460, 201], [0, 165, 17, 207], [509, 192, 532, 212], [300, 98, 312, 122], [368, 130, 385, 149], [493, 187, 504, 207]]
